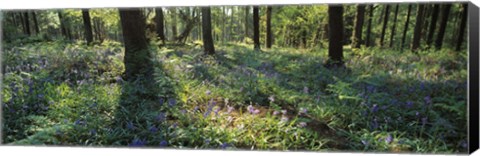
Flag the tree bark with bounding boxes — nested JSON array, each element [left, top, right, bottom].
[[401, 4, 412, 50], [202, 7, 215, 55], [352, 4, 366, 48], [380, 4, 390, 47], [31, 11, 40, 34], [266, 6, 273, 48], [170, 8, 178, 40], [245, 6, 249, 41], [366, 5, 374, 47], [23, 11, 31, 36], [426, 4, 440, 46], [389, 4, 399, 48], [435, 4, 452, 49], [253, 6, 260, 50], [412, 4, 425, 51], [82, 9, 94, 45], [155, 8, 166, 45], [327, 5, 344, 67], [456, 3, 468, 51], [119, 9, 153, 81]]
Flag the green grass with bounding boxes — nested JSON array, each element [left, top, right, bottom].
[[1, 40, 468, 153]]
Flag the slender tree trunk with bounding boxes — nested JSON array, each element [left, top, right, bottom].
[[456, 3, 468, 51], [222, 7, 226, 43], [170, 8, 177, 40], [23, 11, 31, 36], [389, 4, 399, 48], [245, 6, 249, 41], [155, 8, 166, 45], [412, 4, 425, 51], [19, 12, 26, 35], [82, 9, 94, 45], [202, 7, 215, 55], [401, 4, 412, 51], [253, 6, 260, 50], [426, 4, 440, 46], [352, 4, 366, 48], [327, 5, 344, 67], [435, 4, 452, 49], [57, 11, 69, 40], [366, 5, 374, 47], [380, 5, 390, 47], [266, 6, 273, 48], [118, 9, 153, 81], [32, 11, 40, 34]]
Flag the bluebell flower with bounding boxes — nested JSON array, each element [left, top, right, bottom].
[[214, 107, 221, 116], [253, 109, 260, 115], [247, 105, 255, 114], [129, 138, 147, 147], [168, 98, 176, 107], [194, 106, 199, 112], [206, 90, 211, 95], [460, 140, 468, 149], [204, 139, 211, 144], [299, 107, 307, 115], [385, 134, 393, 144], [371, 104, 379, 113], [149, 126, 158, 133], [220, 142, 229, 149], [273, 110, 279, 115], [126, 121, 135, 130], [281, 110, 287, 115], [159, 98, 165, 106], [424, 96, 432, 105], [366, 85, 375, 93], [371, 118, 378, 130], [421, 117, 428, 125], [420, 82, 425, 90], [415, 111, 420, 117], [227, 106, 234, 114], [90, 129, 97, 135], [156, 112, 166, 122], [405, 101, 413, 108], [159, 140, 168, 147]]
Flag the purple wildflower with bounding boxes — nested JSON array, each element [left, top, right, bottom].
[[159, 140, 168, 147], [298, 122, 307, 127], [159, 98, 165, 106], [126, 121, 135, 130], [460, 140, 468, 149], [90, 129, 97, 135], [273, 111, 279, 115], [371, 104, 379, 113], [253, 109, 260, 114], [406, 101, 414, 108], [385, 134, 393, 144], [415, 111, 420, 117], [156, 112, 166, 122], [421, 117, 428, 125], [194, 106, 199, 111], [303, 86, 309, 94], [168, 98, 176, 107], [214, 107, 221, 116], [299, 107, 307, 115], [281, 110, 287, 115], [220, 142, 229, 149], [206, 90, 211, 95], [247, 105, 255, 114], [204, 139, 211, 144], [424, 96, 432, 105], [227, 106, 234, 114], [149, 126, 158, 133], [129, 139, 147, 147]]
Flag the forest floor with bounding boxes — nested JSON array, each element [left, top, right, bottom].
[[1, 40, 468, 153]]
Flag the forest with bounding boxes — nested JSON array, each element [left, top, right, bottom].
[[1, 3, 469, 153]]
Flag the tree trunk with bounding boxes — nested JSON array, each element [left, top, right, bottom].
[[435, 4, 452, 49], [170, 8, 178, 40], [380, 5, 390, 47], [119, 9, 153, 81], [57, 11, 69, 40], [389, 4, 399, 48], [426, 4, 440, 46], [266, 6, 273, 48], [352, 4, 366, 48], [411, 4, 425, 51], [155, 8, 166, 45], [253, 6, 260, 50], [401, 4, 412, 50], [32, 11, 40, 34], [456, 3, 468, 51], [82, 9, 94, 45], [245, 6, 249, 41], [23, 11, 31, 36], [327, 5, 344, 67], [366, 5, 374, 47], [202, 7, 215, 55]]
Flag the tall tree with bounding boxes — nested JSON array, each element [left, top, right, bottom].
[[352, 4, 366, 48], [326, 5, 344, 67], [412, 4, 425, 51], [244, 6, 249, 41], [266, 6, 273, 48], [23, 11, 31, 36], [380, 5, 390, 47], [435, 4, 452, 49], [202, 7, 215, 55], [366, 5, 374, 47], [82, 9, 94, 45], [57, 11, 71, 40], [31, 11, 40, 34], [118, 9, 153, 81], [401, 4, 412, 50], [253, 6, 260, 50], [389, 4, 399, 48], [426, 4, 440, 46], [456, 3, 468, 51], [155, 8, 166, 45], [170, 8, 178, 40]]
